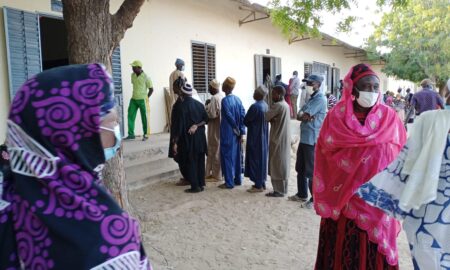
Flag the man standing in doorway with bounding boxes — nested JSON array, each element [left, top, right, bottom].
[[219, 77, 246, 189], [205, 79, 223, 182], [289, 74, 327, 209], [265, 85, 291, 197], [125, 60, 153, 141], [289, 71, 301, 117]]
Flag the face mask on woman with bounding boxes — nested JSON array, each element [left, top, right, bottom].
[[100, 125, 121, 161], [355, 88, 379, 108]]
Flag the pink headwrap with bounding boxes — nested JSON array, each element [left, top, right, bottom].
[[313, 64, 407, 265]]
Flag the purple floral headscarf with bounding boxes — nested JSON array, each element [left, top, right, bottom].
[[0, 64, 151, 270]]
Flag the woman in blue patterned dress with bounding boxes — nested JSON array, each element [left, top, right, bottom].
[[357, 109, 450, 269]]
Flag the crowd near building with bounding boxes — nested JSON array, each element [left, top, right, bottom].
[[0, 0, 415, 142]]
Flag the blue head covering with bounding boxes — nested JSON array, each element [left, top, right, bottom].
[[175, 58, 185, 66]]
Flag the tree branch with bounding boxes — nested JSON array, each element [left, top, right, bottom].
[[111, 0, 145, 49]]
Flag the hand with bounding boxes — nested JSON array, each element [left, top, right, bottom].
[[239, 136, 244, 144], [299, 113, 313, 122], [173, 144, 178, 156], [296, 111, 304, 121], [205, 99, 211, 106], [147, 92, 152, 98], [1, 150, 9, 161], [188, 124, 198, 135]]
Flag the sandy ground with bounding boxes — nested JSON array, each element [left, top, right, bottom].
[[130, 144, 414, 270]]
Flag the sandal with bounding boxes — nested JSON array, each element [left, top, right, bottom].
[[175, 180, 190, 186], [253, 185, 266, 190], [247, 187, 264, 193], [265, 192, 284, 197], [218, 183, 233, 189]]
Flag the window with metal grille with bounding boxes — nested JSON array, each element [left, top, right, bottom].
[[304, 63, 312, 79], [192, 42, 216, 93]]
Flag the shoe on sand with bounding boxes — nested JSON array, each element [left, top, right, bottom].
[[265, 191, 284, 197], [301, 200, 314, 209], [206, 177, 220, 182], [184, 188, 203, 193], [175, 180, 190, 186], [288, 195, 308, 202], [218, 183, 233, 189], [247, 187, 264, 193]]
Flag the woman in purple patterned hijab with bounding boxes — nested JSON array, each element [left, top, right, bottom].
[[0, 64, 151, 269]]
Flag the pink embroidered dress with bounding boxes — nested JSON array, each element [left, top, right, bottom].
[[313, 64, 407, 268]]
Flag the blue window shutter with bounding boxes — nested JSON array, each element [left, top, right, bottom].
[[3, 7, 42, 100], [111, 46, 122, 94], [111, 46, 124, 135]]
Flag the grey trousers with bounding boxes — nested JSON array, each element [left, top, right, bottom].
[[272, 179, 288, 194]]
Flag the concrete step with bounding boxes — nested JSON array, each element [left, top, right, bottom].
[[123, 134, 170, 164], [126, 160, 180, 191], [123, 133, 181, 190]]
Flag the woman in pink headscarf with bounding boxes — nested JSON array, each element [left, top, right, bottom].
[[312, 64, 407, 269]]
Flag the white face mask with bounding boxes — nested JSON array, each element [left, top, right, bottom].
[[306, 86, 314, 95], [356, 91, 379, 108]]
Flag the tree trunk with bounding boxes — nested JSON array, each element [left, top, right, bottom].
[[62, 0, 145, 213], [436, 79, 446, 97]]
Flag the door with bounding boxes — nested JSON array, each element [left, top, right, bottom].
[[254, 54, 264, 88], [331, 67, 340, 96], [313, 62, 329, 92]]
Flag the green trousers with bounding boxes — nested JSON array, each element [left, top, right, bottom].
[[127, 98, 149, 136]]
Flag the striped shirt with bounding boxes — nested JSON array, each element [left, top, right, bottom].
[[327, 94, 337, 110]]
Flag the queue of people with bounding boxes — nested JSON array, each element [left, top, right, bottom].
[[0, 60, 448, 269], [167, 62, 449, 269]]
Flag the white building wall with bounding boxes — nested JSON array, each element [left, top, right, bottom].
[[118, 0, 361, 136], [0, 0, 409, 142]]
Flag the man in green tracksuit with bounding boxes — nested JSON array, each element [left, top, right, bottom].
[[125, 60, 154, 141]]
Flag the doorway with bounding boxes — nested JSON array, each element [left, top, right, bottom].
[[39, 16, 69, 70], [262, 57, 272, 84]]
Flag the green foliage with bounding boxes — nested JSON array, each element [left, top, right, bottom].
[[268, 0, 407, 38], [366, 0, 450, 87]]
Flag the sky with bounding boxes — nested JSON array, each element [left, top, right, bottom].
[[250, 0, 388, 47]]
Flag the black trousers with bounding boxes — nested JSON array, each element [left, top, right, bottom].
[[185, 152, 206, 190], [295, 143, 315, 200]]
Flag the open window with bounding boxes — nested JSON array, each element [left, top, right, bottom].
[[39, 16, 69, 70]]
